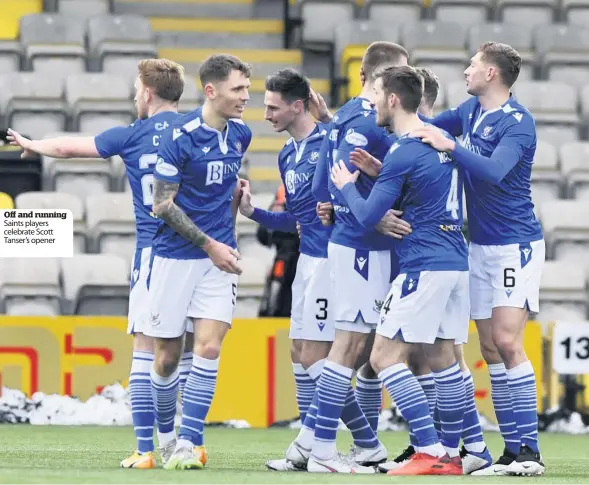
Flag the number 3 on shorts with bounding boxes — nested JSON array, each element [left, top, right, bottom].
[[315, 298, 328, 320]]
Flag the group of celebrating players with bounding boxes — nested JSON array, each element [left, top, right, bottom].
[[7, 36, 546, 477]]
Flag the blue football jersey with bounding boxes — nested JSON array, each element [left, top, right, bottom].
[[94, 111, 180, 249], [340, 133, 469, 274], [152, 107, 252, 259], [431, 96, 543, 245], [279, 123, 332, 258], [322, 97, 395, 251]]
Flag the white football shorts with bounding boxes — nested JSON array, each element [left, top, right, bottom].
[[328, 242, 393, 334], [377, 270, 470, 345], [289, 254, 335, 342], [469, 239, 545, 320], [144, 255, 238, 339]]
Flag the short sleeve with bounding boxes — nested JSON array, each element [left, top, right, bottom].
[[94, 124, 135, 159], [154, 127, 185, 184], [497, 111, 536, 159]]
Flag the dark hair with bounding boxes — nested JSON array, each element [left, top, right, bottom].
[[414, 67, 440, 109], [375, 65, 423, 113], [198, 54, 252, 87], [478, 42, 521, 88], [362, 41, 409, 82], [265, 68, 311, 110]]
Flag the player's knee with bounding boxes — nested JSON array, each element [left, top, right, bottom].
[[153, 352, 180, 377], [493, 332, 524, 364], [194, 341, 222, 360], [299, 342, 330, 369], [290, 339, 303, 363]]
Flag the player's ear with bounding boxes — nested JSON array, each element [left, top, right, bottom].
[[359, 66, 366, 87], [203, 82, 216, 99]]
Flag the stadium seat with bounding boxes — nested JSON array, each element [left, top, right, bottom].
[[334, 21, 392, 100], [0, 72, 67, 140], [298, 0, 355, 46], [562, 0, 589, 27], [539, 261, 588, 321], [534, 24, 589, 81], [0, 192, 14, 209], [363, 0, 423, 25], [179, 77, 201, 113], [513, 81, 578, 125], [417, 62, 465, 86], [15, 191, 87, 252], [560, 142, 589, 199], [36, 131, 113, 198], [540, 200, 589, 265], [537, 126, 580, 147], [496, 0, 557, 26], [430, 0, 489, 24], [87, 15, 157, 73], [60, 254, 130, 315], [65, 73, 134, 133], [0, 258, 62, 315], [580, 85, 589, 128], [402, 21, 468, 65], [531, 140, 562, 204], [58, 0, 108, 20], [0, 41, 21, 72], [85, 193, 135, 261], [467, 23, 535, 81], [19, 14, 86, 76]]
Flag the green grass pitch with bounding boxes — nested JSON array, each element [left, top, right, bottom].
[[1, 426, 588, 483]]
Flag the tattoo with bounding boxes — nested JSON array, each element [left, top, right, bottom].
[[153, 179, 210, 248]]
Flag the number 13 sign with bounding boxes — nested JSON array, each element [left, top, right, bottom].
[[552, 321, 589, 375]]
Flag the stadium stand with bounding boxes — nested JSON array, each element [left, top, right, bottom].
[[0, 0, 587, 326]]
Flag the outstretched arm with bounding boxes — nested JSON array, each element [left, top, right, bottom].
[[7, 129, 100, 159]]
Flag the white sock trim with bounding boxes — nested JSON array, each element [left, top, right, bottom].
[[506, 360, 534, 380], [150, 367, 179, 385], [192, 354, 220, 371], [307, 358, 326, 381], [323, 360, 353, 379], [488, 362, 507, 375]]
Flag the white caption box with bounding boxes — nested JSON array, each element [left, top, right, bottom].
[[0, 209, 73, 258], [552, 321, 589, 375]]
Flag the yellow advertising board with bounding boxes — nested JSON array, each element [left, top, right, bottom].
[[0, 317, 543, 427]]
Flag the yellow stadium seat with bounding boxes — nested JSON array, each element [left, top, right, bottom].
[[0, 192, 14, 209], [341, 45, 367, 101], [0, 0, 42, 40]]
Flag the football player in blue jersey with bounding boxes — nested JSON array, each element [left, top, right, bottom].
[[236, 68, 388, 472], [7, 58, 190, 469], [352, 67, 493, 475], [145, 54, 252, 471], [331, 64, 469, 476], [304, 41, 409, 474], [412, 42, 545, 477]]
